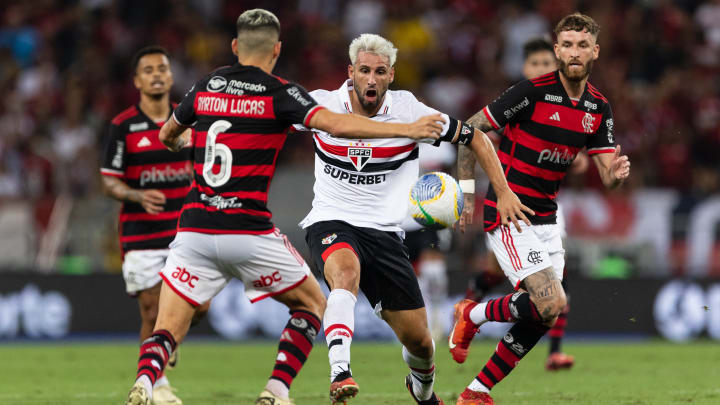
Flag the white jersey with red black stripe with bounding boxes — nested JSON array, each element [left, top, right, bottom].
[[298, 80, 457, 233]]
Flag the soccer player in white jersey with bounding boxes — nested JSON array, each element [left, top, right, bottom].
[[124, 10, 448, 405], [296, 34, 532, 405]]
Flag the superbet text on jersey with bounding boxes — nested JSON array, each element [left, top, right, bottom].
[[481, 70, 615, 231], [171, 63, 324, 235], [101, 104, 193, 252]]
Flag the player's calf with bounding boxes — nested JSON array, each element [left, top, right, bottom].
[[383, 308, 438, 402], [465, 321, 549, 396], [324, 289, 356, 382], [128, 329, 177, 403], [403, 332, 434, 360], [137, 285, 161, 341], [264, 310, 321, 400], [403, 343, 439, 402]]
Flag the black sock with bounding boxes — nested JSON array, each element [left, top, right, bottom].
[[475, 321, 549, 389]]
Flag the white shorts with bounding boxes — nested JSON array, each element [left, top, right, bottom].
[[122, 249, 168, 295], [486, 223, 565, 289], [160, 229, 311, 306], [556, 203, 567, 238]]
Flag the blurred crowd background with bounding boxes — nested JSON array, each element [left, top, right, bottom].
[[1, 0, 719, 279]]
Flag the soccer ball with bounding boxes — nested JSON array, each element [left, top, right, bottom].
[[409, 171, 463, 229]]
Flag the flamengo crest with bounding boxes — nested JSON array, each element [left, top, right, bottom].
[[582, 112, 595, 133], [348, 147, 372, 171]]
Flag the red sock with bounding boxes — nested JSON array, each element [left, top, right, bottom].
[[136, 329, 176, 386], [270, 310, 321, 389], [549, 304, 569, 353]]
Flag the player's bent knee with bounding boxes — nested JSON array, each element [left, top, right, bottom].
[[535, 296, 566, 323], [190, 301, 210, 326], [139, 301, 159, 325], [326, 267, 360, 292], [306, 293, 327, 318], [324, 250, 360, 291], [279, 279, 327, 319]]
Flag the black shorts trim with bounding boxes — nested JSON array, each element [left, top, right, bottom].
[[305, 220, 425, 311]]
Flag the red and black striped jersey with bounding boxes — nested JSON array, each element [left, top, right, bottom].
[[172, 63, 324, 235], [100, 104, 193, 252], [481, 70, 615, 231]]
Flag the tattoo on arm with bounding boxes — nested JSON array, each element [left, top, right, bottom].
[[536, 282, 557, 299], [466, 109, 494, 132], [458, 109, 496, 180], [457, 144, 476, 180]]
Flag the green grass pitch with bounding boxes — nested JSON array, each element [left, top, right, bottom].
[[0, 339, 717, 404]]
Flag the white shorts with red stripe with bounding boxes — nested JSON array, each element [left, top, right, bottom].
[[160, 229, 311, 306], [486, 223, 565, 289], [122, 249, 168, 295]]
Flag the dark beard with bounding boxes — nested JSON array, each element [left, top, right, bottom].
[[354, 86, 380, 114], [148, 92, 165, 101], [559, 58, 593, 82]]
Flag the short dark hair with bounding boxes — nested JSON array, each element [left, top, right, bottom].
[[131, 46, 170, 73], [554, 13, 600, 39], [523, 38, 554, 60], [236, 9, 281, 37]]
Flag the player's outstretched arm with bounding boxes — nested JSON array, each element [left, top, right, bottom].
[[308, 108, 444, 141], [591, 145, 630, 189], [468, 128, 534, 232], [456, 108, 503, 232], [456, 144, 476, 233], [159, 117, 192, 152], [101, 176, 166, 214]]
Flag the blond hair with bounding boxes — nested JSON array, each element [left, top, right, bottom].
[[348, 34, 397, 66]]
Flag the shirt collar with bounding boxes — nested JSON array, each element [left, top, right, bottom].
[[338, 79, 393, 116]]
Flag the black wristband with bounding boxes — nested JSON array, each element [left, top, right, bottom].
[[456, 122, 474, 145], [433, 117, 458, 146]]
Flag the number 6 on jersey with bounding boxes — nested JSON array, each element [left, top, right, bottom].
[[203, 119, 233, 187]]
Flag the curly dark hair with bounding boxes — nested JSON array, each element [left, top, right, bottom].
[[554, 13, 600, 39]]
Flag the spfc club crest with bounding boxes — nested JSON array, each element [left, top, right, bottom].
[[348, 147, 372, 171], [321, 233, 337, 245]]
